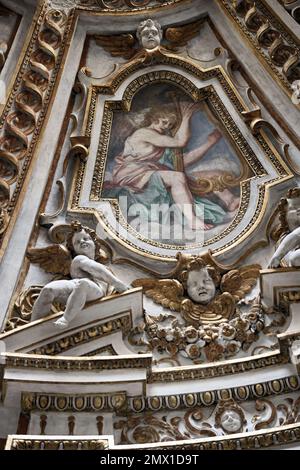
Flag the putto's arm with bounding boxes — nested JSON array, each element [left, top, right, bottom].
[[77, 256, 130, 292]]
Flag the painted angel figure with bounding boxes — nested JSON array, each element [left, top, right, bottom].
[[28, 223, 130, 329], [104, 102, 240, 232]]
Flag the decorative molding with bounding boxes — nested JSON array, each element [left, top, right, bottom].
[[149, 350, 288, 382], [6, 435, 109, 450], [6, 425, 300, 449], [116, 422, 300, 449], [0, 6, 74, 241], [129, 375, 300, 412], [22, 391, 127, 413], [28, 314, 132, 355], [20, 376, 299, 414], [218, 0, 300, 97], [52, 0, 189, 12], [3, 352, 152, 371], [277, 0, 300, 25]]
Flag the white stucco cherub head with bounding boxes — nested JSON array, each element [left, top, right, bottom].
[[215, 399, 245, 434], [72, 229, 95, 260], [186, 267, 216, 305], [220, 410, 242, 433], [136, 18, 162, 50]]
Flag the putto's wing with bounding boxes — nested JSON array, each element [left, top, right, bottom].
[[27, 244, 72, 276], [220, 265, 261, 301], [165, 19, 204, 51], [132, 278, 184, 311], [94, 33, 137, 60]]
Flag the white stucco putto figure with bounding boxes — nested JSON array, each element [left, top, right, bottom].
[[29, 224, 130, 329], [136, 18, 162, 50], [269, 188, 300, 268]]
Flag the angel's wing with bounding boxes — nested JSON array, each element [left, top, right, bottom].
[[220, 265, 261, 302], [94, 33, 137, 60], [132, 278, 184, 311], [165, 19, 204, 51], [27, 244, 72, 276]]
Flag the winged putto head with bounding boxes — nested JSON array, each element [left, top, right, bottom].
[[132, 252, 260, 326], [93, 18, 204, 65]]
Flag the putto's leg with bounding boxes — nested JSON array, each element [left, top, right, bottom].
[[54, 279, 104, 329], [31, 281, 73, 322]]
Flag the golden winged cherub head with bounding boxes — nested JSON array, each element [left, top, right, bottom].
[[178, 257, 220, 305], [93, 19, 204, 65], [132, 252, 260, 326]]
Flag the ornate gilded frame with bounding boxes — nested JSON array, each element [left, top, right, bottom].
[[68, 48, 293, 260]]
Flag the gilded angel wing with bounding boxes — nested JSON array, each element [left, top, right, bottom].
[[220, 265, 261, 302], [27, 244, 72, 276], [94, 33, 137, 60], [132, 278, 184, 311], [165, 19, 204, 51]]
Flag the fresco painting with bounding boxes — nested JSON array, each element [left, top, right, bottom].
[[102, 83, 249, 245]]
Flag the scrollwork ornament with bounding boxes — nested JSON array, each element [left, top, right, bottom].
[[71, 0, 186, 11]]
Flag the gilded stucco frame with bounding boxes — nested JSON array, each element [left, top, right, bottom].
[[68, 50, 293, 259]]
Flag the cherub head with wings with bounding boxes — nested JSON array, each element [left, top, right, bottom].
[[178, 256, 221, 305], [132, 252, 260, 326], [94, 18, 204, 62]]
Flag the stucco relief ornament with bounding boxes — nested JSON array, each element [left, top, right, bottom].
[[215, 399, 246, 434], [269, 187, 300, 268], [27, 221, 130, 328], [132, 253, 264, 362], [93, 18, 204, 66]]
